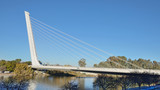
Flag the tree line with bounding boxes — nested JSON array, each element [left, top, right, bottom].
[[0, 63, 34, 89], [0, 59, 31, 72], [93, 56, 160, 69], [93, 73, 160, 90]]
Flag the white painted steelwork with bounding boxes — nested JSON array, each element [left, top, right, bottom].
[[32, 65, 160, 75], [25, 11, 160, 75], [25, 11, 40, 66]]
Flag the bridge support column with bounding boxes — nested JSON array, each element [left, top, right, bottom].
[[25, 11, 40, 66]]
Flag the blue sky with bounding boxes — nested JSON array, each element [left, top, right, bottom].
[[0, 0, 160, 65]]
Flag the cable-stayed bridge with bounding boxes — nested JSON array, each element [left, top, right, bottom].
[[24, 11, 160, 75]]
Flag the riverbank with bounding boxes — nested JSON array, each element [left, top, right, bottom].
[[127, 85, 160, 90], [44, 70, 98, 77], [0, 73, 14, 77]]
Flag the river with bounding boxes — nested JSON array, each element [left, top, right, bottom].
[[29, 76, 95, 90], [1, 74, 160, 90], [0, 76, 96, 90]]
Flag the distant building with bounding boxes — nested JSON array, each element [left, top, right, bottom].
[[4, 71, 10, 74], [0, 71, 4, 73]]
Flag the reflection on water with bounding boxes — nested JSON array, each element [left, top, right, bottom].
[[30, 76, 95, 90], [0, 76, 29, 90], [1, 73, 160, 90]]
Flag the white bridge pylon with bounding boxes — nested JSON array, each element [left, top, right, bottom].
[[25, 11, 40, 66]]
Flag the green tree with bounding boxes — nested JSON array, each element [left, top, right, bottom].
[[14, 63, 33, 82], [93, 75, 117, 90], [0, 66, 6, 71], [15, 59, 21, 63], [129, 74, 143, 89], [23, 61, 32, 65], [0, 64, 33, 90], [93, 64, 97, 67], [93, 56, 160, 70], [78, 58, 86, 67], [118, 76, 131, 90], [0, 60, 6, 66], [153, 61, 160, 69], [6, 61, 16, 72]]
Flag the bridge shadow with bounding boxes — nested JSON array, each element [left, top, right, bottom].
[[46, 70, 75, 76]]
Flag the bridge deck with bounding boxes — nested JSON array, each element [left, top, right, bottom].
[[31, 65, 160, 75]]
